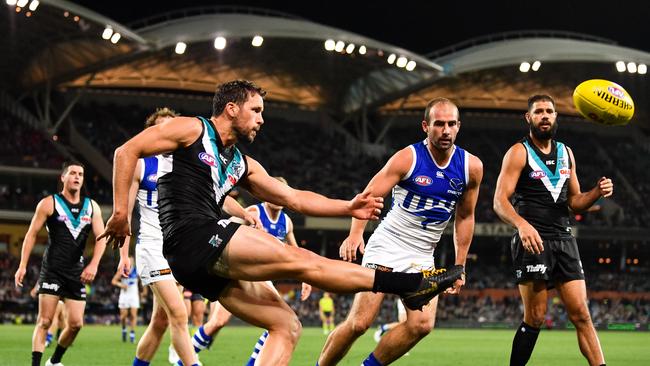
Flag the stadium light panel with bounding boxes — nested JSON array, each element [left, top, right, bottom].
[[637, 64, 647, 75], [334, 41, 345, 52], [214, 36, 226, 50], [16, 0, 27, 7], [345, 43, 355, 54], [396, 56, 408, 68], [615, 61, 626, 72], [519, 62, 530, 72], [405, 60, 416, 71], [387, 54, 396, 64], [627, 62, 637, 73], [6, 0, 17, 6], [175, 42, 187, 54], [358, 45, 366, 55], [324, 39, 335, 51], [531, 60, 541, 71], [251, 35, 263, 47], [28, 0, 38, 11], [102, 27, 113, 40], [110, 32, 121, 44]]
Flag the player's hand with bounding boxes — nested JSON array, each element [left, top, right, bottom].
[[244, 212, 264, 231], [445, 272, 465, 295], [339, 234, 365, 262], [300, 283, 312, 301], [14, 267, 26, 288], [348, 191, 383, 220], [517, 222, 543, 254], [80, 263, 98, 284], [597, 176, 613, 198], [98, 213, 131, 250], [117, 256, 132, 278]]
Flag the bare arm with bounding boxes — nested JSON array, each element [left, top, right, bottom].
[[110, 269, 127, 289], [565, 148, 613, 212], [116, 160, 142, 277], [284, 215, 298, 247], [493, 144, 544, 254], [14, 197, 52, 287], [240, 157, 383, 219], [80, 200, 107, 284]]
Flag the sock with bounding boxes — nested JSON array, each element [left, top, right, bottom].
[[362, 352, 383, 366], [132, 357, 150, 366], [510, 322, 540, 366], [372, 270, 422, 294], [130, 330, 135, 343], [32, 351, 42, 366], [192, 325, 213, 353], [122, 326, 127, 341], [380, 324, 389, 335], [45, 332, 53, 345], [50, 344, 68, 364], [56, 328, 62, 340], [245, 330, 269, 366]]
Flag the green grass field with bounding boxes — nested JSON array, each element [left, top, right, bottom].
[[1, 325, 648, 365]]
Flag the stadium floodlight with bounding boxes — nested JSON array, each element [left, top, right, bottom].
[[531, 60, 541, 71], [358, 45, 366, 55], [627, 62, 637, 73], [16, 0, 27, 7], [175, 42, 187, 54], [405, 60, 416, 71], [387, 54, 396, 64], [28, 0, 38, 11], [214, 36, 226, 50], [324, 39, 335, 51], [519, 62, 530, 72], [102, 26, 113, 40], [615, 61, 626, 72], [334, 41, 345, 52], [6, 0, 17, 6], [396, 56, 408, 68], [251, 35, 263, 47], [110, 32, 121, 44], [345, 43, 355, 54], [638, 64, 647, 75]]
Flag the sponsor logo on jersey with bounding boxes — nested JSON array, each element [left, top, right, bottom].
[[147, 173, 157, 183], [218, 154, 229, 165], [545, 160, 555, 165], [525, 264, 547, 274], [559, 168, 571, 177], [227, 174, 237, 185], [149, 268, 172, 278], [71, 208, 79, 213], [364, 263, 393, 272], [198, 152, 217, 167], [529, 170, 546, 179], [81, 215, 92, 223], [414, 175, 433, 186], [42, 282, 60, 292], [436, 171, 444, 178], [608, 86, 625, 99]]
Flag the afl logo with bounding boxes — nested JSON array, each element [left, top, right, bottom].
[[607, 86, 625, 99], [414, 175, 433, 186], [146, 174, 157, 183], [529, 171, 546, 179], [198, 152, 216, 167]]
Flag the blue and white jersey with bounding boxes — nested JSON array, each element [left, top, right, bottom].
[[119, 266, 139, 299], [256, 203, 289, 242], [374, 140, 469, 255], [137, 155, 164, 242]]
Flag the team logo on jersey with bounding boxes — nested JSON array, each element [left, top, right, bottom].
[[198, 152, 217, 167], [449, 178, 464, 191], [529, 170, 546, 179], [414, 175, 433, 186], [208, 234, 223, 248], [146, 173, 157, 183]]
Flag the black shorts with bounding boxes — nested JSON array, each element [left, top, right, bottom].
[[511, 235, 585, 288], [322, 311, 332, 318], [166, 219, 241, 302], [38, 270, 86, 301]]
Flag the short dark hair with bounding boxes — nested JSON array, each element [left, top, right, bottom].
[[62, 160, 84, 175], [527, 94, 555, 111], [212, 80, 266, 117], [423, 97, 459, 123], [145, 107, 178, 128]]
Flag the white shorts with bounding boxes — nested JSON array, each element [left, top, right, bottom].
[[361, 229, 435, 273], [136, 239, 176, 286], [118, 294, 140, 309]]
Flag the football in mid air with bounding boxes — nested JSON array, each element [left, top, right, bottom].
[[572, 79, 634, 126]]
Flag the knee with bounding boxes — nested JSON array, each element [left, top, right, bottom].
[[67, 319, 83, 333], [288, 314, 302, 345], [37, 316, 53, 330], [406, 317, 434, 338], [568, 308, 592, 328], [167, 309, 188, 328], [151, 312, 169, 332], [347, 316, 373, 336], [526, 305, 547, 328]]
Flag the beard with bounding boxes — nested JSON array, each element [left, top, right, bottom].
[[529, 121, 558, 140]]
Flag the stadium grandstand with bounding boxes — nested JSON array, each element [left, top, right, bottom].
[[1, 1, 649, 365]]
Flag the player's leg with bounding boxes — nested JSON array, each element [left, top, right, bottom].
[[191, 297, 206, 328], [556, 280, 605, 365], [371, 296, 438, 364], [134, 290, 170, 363], [46, 301, 63, 347], [192, 301, 232, 355], [317, 292, 384, 366], [218, 280, 301, 366], [120, 308, 128, 341], [47, 299, 86, 365], [243, 281, 280, 366], [31, 294, 60, 365], [510, 280, 548, 366], [129, 307, 138, 343]]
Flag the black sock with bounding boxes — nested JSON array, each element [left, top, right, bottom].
[[50, 345, 68, 364], [510, 322, 540, 366], [56, 328, 62, 340], [32, 351, 42, 366], [372, 270, 422, 294]]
